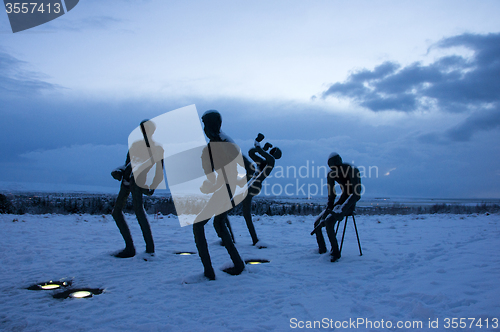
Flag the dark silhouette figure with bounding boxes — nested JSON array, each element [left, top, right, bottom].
[[111, 120, 164, 258], [314, 153, 361, 262], [241, 134, 282, 246], [193, 110, 246, 280]]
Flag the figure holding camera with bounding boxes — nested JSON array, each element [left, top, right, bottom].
[[110, 120, 164, 258], [241, 133, 282, 247]]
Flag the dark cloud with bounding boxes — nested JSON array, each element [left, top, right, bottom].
[[320, 32, 500, 140], [446, 106, 500, 142], [0, 51, 59, 97]]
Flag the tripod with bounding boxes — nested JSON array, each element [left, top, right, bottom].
[[335, 213, 363, 256]]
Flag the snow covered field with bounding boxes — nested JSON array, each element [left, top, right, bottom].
[[1, 212, 499, 331]]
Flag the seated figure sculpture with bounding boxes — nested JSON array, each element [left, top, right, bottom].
[[313, 152, 361, 262]]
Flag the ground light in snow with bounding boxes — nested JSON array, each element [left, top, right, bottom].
[[245, 259, 270, 265], [27, 280, 72, 291], [174, 251, 196, 255], [3, 213, 499, 331], [53, 288, 104, 299], [69, 291, 93, 298]]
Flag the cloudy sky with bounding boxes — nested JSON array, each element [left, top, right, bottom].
[[1, 0, 499, 198]]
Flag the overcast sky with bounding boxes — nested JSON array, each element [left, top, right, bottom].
[[1, 0, 499, 198]]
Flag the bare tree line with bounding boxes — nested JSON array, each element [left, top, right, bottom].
[[1, 193, 498, 216]]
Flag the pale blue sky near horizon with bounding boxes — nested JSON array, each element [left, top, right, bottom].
[[1, 0, 500, 198]]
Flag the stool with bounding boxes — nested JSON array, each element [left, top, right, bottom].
[[335, 213, 363, 256]]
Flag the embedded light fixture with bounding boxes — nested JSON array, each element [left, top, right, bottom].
[[40, 284, 61, 290], [175, 251, 196, 255], [53, 288, 103, 299], [69, 291, 93, 298], [245, 259, 270, 265], [27, 280, 72, 291]]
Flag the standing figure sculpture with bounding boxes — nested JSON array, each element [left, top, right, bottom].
[[193, 110, 246, 280], [313, 152, 361, 262], [111, 119, 164, 258], [241, 133, 282, 247]]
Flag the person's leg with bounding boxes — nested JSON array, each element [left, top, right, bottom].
[[215, 216, 235, 245], [342, 195, 360, 216], [242, 195, 259, 245], [112, 184, 135, 257], [214, 213, 245, 275], [326, 195, 360, 260], [226, 218, 235, 243], [324, 214, 342, 261], [193, 219, 215, 280], [131, 184, 154, 254], [314, 218, 327, 254], [213, 215, 235, 246]]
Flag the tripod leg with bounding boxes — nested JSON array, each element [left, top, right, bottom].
[[352, 215, 363, 256], [339, 215, 348, 255]]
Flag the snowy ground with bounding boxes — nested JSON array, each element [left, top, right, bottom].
[[1, 212, 499, 331]]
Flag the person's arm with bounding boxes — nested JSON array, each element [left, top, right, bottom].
[[201, 144, 216, 184], [313, 174, 335, 231], [326, 171, 336, 212], [199, 143, 224, 194], [252, 145, 275, 178], [248, 147, 265, 171], [148, 146, 165, 190], [321, 171, 337, 219], [242, 154, 255, 180], [149, 160, 164, 190], [334, 167, 361, 212], [111, 152, 131, 181], [124, 151, 130, 166], [352, 167, 362, 197], [335, 189, 349, 207]]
